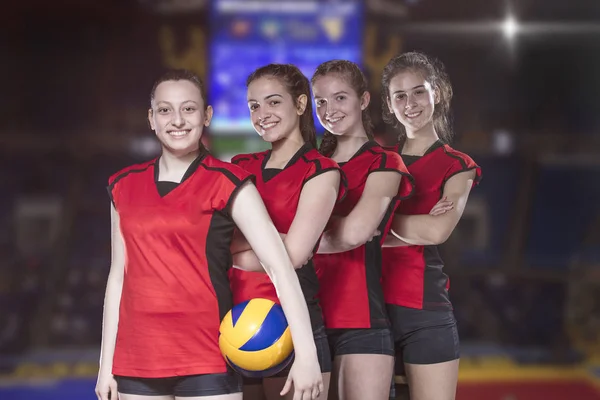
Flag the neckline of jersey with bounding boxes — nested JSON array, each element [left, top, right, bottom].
[[261, 141, 313, 172], [336, 140, 379, 167], [153, 147, 209, 197], [400, 140, 444, 166]]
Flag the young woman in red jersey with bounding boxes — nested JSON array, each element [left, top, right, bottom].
[[310, 60, 414, 400], [227, 64, 345, 400], [96, 70, 324, 400], [380, 52, 482, 400]]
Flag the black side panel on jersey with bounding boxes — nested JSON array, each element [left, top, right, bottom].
[[362, 196, 398, 328], [422, 246, 452, 310], [364, 239, 390, 328], [296, 260, 324, 330], [206, 211, 237, 320]]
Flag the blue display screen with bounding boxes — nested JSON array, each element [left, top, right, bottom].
[[209, 0, 363, 135]]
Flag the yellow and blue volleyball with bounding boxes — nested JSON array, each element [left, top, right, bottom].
[[219, 298, 294, 378]]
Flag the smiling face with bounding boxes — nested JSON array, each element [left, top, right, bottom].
[[246, 76, 306, 143], [148, 79, 212, 156], [312, 73, 369, 137], [386, 70, 438, 136]]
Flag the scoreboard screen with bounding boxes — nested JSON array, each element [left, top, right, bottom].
[[209, 0, 363, 135]]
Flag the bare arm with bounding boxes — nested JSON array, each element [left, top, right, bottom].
[[99, 205, 125, 373], [284, 171, 340, 266], [382, 234, 412, 247], [230, 229, 252, 255], [233, 171, 340, 270], [389, 170, 477, 246], [96, 204, 125, 399], [230, 181, 322, 395], [317, 171, 401, 254], [231, 249, 263, 271]]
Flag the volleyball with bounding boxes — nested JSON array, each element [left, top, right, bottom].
[[219, 298, 295, 378]]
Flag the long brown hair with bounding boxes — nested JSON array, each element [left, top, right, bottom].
[[246, 64, 317, 148], [381, 52, 454, 149], [311, 60, 373, 156]]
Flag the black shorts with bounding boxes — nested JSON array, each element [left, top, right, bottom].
[[116, 369, 242, 397], [387, 304, 460, 370], [326, 327, 394, 357], [243, 325, 332, 385]]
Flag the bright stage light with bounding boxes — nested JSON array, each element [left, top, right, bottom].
[[503, 15, 519, 40]]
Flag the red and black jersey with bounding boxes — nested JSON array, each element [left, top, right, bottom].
[[107, 149, 253, 378], [382, 140, 482, 310], [313, 141, 414, 329], [228, 142, 346, 330]]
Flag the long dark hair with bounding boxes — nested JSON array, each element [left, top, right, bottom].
[[246, 64, 317, 148], [311, 60, 373, 156], [381, 52, 453, 149]]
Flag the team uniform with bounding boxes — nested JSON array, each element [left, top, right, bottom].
[[229, 142, 346, 380], [382, 140, 482, 371], [314, 141, 414, 357], [107, 148, 253, 396]]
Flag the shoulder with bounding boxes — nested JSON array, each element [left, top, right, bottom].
[[302, 148, 341, 171], [366, 143, 407, 173], [108, 159, 155, 186], [439, 145, 482, 185], [367, 143, 387, 155], [441, 144, 480, 170], [372, 144, 403, 161], [301, 149, 344, 192], [201, 154, 254, 184], [441, 144, 478, 168], [231, 150, 267, 166]]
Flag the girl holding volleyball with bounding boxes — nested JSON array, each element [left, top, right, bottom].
[[310, 60, 414, 400], [228, 64, 345, 400], [96, 69, 324, 400], [380, 52, 481, 400]]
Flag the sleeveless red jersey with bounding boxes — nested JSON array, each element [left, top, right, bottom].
[[228, 143, 346, 330], [382, 140, 482, 310], [108, 150, 253, 378], [313, 141, 414, 329]]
